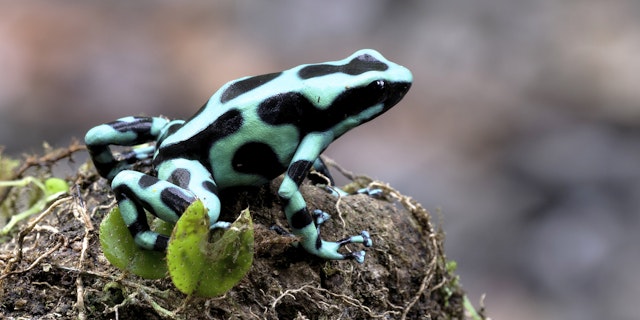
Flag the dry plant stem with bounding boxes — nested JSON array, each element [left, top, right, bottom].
[[320, 155, 358, 181], [0, 196, 72, 279], [139, 289, 180, 320], [174, 295, 197, 315], [0, 233, 65, 281], [108, 291, 139, 320], [269, 283, 401, 319], [58, 265, 182, 319], [72, 186, 94, 320], [0, 140, 85, 205], [0, 196, 72, 301], [309, 168, 349, 237], [55, 265, 171, 296]]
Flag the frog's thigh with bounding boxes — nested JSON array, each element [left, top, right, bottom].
[[112, 170, 196, 225], [157, 159, 222, 226], [111, 170, 196, 250]]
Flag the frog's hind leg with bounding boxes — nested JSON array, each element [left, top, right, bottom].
[[112, 159, 224, 251], [84, 116, 182, 180], [156, 159, 224, 229], [111, 170, 196, 250]]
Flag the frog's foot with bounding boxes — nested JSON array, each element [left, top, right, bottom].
[[210, 221, 231, 230], [356, 187, 384, 198], [315, 231, 373, 264], [322, 185, 384, 199], [118, 145, 155, 164], [312, 209, 331, 225], [322, 185, 349, 197], [273, 219, 372, 263], [270, 224, 292, 236], [311, 210, 373, 262]]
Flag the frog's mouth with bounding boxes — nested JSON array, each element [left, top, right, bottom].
[[382, 81, 412, 112], [333, 79, 412, 124]]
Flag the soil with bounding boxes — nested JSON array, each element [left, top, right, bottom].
[[0, 144, 479, 319]]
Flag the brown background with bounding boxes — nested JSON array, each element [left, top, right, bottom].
[[1, 1, 639, 319]]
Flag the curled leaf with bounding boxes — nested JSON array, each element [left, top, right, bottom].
[[99, 207, 167, 279], [167, 202, 253, 297]]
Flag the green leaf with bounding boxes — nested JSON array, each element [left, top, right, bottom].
[[44, 178, 69, 197], [167, 202, 254, 297], [1, 176, 69, 235], [151, 216, 175, 236], [99, 207, 167, 279]]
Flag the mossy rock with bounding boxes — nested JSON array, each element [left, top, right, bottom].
[[0, 147, 477, 319]]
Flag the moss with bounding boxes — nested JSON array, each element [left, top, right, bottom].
[[0, 144, 482, 319]]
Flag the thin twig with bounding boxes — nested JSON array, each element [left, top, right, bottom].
[[0, 233, 65, 280], [269, 283, 400, 319], [0, 140, 84, 205], [3, 196, 72, 269], [73, 185, 93, 320]]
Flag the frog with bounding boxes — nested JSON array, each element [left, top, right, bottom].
[[85, 49, 412, 263]]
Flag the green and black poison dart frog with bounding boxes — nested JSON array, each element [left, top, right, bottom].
[[85, 49, 412, 263]]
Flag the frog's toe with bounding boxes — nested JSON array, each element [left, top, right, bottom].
[[335, 230, 372, 247], [314, 231, 373, 262], [210, 221, 231, 230], [317, 243, 368, 263], [312, 209, 331, 225], [324, 186, 350, 197], [361, 231, 373, 247], [351, 251, 366, 264], [357, 187, 384, 198], [270, 224, 291, 236]]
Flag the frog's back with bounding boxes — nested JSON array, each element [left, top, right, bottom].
[[155, 49, 412, 189]]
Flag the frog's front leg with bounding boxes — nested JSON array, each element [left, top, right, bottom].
[[279, 134, 372, 263], [111, 159, 223, 250]]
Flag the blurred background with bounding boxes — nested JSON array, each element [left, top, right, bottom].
[[1, 1, 639, 319]]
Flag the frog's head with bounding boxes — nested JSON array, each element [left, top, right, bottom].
[[296, 49, 413, 136], [222, 49, 411, 138]]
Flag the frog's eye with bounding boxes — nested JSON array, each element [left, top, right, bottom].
[[324, 79, 385, 121], [364, 80, 388, 103], [370, 80, 386, 91]]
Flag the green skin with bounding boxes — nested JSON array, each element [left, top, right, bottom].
[[85, 49, 412, 263]]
